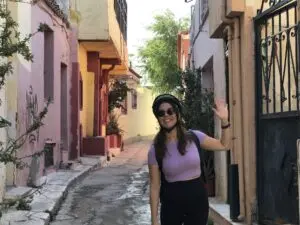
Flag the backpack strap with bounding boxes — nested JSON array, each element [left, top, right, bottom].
[[156, 151, 167, 201], [188, 130, 207, 184]]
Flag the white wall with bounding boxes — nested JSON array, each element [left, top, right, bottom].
[[190, 0, 228, 201], [117, 83, 158, 143]]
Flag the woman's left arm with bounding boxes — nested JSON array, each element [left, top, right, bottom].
[[200, 99, 231, 151]]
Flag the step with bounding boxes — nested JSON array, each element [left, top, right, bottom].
[[5, 186, 35, 200]]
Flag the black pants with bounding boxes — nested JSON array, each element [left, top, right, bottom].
[[160, 177, 209, 225]]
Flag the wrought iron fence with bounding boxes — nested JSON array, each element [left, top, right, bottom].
[[256, 0, 298, 115], [255, 1, 299, 223], [259, 0, 294, 15]]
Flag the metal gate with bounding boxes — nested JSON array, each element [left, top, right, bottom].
[[255, 0, 299, 224]]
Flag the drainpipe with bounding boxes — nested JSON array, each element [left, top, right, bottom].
[[223, 28, 233, 166], [224, 24, 242, 222], [221, 0, 246, 221], [232, 17, 246, 221], [298, 1, 300, 224]]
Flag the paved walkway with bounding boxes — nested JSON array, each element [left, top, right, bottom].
[[50, 140, 152, 225], [1, 157, 106, 225]]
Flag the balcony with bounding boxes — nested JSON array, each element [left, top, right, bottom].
[[76, 0, 128, 74], [208, 0, 245, 38]]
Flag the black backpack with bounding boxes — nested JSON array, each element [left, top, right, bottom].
[[155, 130, 207, 201]]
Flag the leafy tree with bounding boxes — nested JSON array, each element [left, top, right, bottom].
[[0, 3, 50, 214], [108, 79, 131, 113], [138, 10, 189, 94]]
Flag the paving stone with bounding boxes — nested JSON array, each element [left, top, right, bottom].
[[0, 211, 50, 225], [5, 186, 34, 200], [1, 155, 102, 225]]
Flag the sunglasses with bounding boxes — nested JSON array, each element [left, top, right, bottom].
[[157, 108, 175, 117]]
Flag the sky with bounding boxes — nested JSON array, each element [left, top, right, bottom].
[[127, 0, 193, 59]]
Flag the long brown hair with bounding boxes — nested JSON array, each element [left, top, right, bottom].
[[154, 118, 192, 163]]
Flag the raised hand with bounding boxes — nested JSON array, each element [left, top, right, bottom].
[[212, 99, 229, 123]]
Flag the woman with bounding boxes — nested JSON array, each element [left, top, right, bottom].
[[148, 94, 231, 225]]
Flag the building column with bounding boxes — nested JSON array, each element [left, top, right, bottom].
[[70, 62, 79, 160], [99, 58, 121, 136], [98, 69, 109, 136], [87, 52, 101, 136], [69, 26, 80, 160]]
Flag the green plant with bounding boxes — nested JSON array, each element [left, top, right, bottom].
[[0, 3, 50, 215], [182, 68, 214, 136], [207, 218, 214, 225], [108, 79, 131, 113], [137, 9, 189, 93], [181, 68, 215, 181], [106, 113, 124, 136]]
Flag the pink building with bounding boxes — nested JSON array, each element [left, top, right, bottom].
[[10, 0, 79, 186], [177, 31, 190, 70]]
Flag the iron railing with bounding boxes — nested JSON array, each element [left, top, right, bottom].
[[256, 0, 298, 115], [114, 0, 127, 42], [258, 0, 294, 15]]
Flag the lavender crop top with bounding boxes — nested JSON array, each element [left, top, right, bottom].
[[148, 130, 206, 183]]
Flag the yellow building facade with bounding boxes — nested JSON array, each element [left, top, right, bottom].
[[75, 0, 129, 155]]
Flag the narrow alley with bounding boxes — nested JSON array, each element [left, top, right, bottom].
[[1, 0, 300, 224], [50, 141, 151, 225]]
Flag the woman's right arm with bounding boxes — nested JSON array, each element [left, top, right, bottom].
[[148, 164, 160, 225]]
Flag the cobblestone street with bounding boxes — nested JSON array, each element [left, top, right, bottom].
[[50, 141, 152, 225]]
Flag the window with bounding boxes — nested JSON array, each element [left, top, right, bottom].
[[121, 97, 128, 115], [131, 90, 137, 109], [44, 26, 54, 101], [201, 0, 208, 24]]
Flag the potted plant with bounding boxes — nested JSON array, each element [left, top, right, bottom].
[[107, 79, 130, 149], [106, 113, 124, 148]]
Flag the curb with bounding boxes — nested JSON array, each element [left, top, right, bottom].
[[0, 157, 106, 225]]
